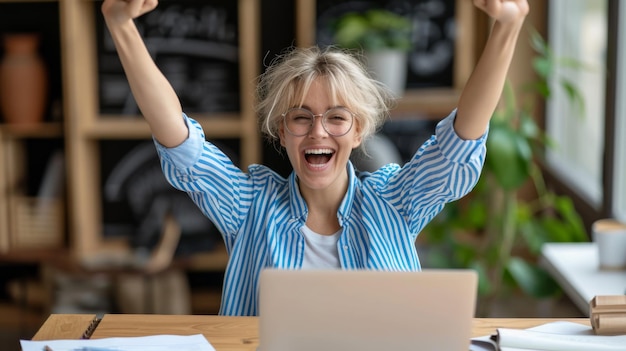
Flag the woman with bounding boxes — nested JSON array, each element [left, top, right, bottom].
[[101, 0, 529, 316]]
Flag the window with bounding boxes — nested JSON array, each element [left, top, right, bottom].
[[545, 0, 607, 208], [613, 1, 626, 222], [546, 0, 626, 222]]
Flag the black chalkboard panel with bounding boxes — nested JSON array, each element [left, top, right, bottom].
[[316, 0, 456, 89], [96, 0, 240, 115]]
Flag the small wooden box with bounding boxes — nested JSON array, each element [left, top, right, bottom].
[[10, 196, 64, 249], [590, 295, 626, 335]]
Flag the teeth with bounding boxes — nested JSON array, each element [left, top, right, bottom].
[[305, 148, 334, 154]]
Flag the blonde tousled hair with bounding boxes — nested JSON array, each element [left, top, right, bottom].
[[256, 46, 396, 145]]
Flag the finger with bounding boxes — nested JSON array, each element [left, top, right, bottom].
[[126, 0, 146, 15], [512, 0, 530, 17], [473, 0, 501, 18], [142, 0, 159, 12]]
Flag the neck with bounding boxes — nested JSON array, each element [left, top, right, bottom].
[[299, 179, 348, 235]]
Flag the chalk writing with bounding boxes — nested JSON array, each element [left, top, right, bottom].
[[97, 0, 240, 114]]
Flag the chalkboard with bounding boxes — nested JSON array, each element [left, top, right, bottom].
[[316, 0, 456, 89], [96, 0, 240, 115]]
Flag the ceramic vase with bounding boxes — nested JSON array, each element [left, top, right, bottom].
[[0, 33, 48, 125]]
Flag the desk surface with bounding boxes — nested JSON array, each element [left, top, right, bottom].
[[540, 242, 626, 315], [32, 314, 590, 351]]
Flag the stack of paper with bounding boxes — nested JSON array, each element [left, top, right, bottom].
[[470, 321, 626, 351], [20, 334, 215, 351]]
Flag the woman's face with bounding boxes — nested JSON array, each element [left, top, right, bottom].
[[279, 78, 362, 194]]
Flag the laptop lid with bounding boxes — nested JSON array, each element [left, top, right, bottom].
[[258, 269, 478, 351]]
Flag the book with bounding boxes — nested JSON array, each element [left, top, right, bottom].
[[470, 321, 626, 351]]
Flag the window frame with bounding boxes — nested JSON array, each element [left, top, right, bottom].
[[543, 0, 623, 228]]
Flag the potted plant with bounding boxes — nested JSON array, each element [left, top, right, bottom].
[[421, 29, 589, 317], [331, 9, 412, 96]]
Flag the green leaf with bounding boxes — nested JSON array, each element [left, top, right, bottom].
[[485, 124, 532, 190], [332, 10, 411, 51], [531, 81, 551, 99], [560, 78, 586, 116], [333, 14, 369, 49], [540, 217, 576, 242], [463, 200, 488, 230], [519, 219, 547, 255], [532, 57, 552, 80], [469, 261, 492, 297], [519, 111, 540, 140], [553, 196, 588, 241], [529, 27, 549, 57], [507, 258, 561, 298]]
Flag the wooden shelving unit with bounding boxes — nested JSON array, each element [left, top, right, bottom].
[[0, 0, 261, 262], [1, 0, 487, 281]]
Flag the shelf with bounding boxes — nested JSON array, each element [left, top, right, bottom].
[[0, 122, 63, 138], [393, 88, 462, 119], [85, 114, 245, 139]]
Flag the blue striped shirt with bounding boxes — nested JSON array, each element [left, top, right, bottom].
[[154, 110, 487, 316]]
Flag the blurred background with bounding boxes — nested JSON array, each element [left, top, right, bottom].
[[2, 0, 625, 350]]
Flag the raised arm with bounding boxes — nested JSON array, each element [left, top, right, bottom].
[[455, 0, 529, 140], [101, 0, 188, 147]]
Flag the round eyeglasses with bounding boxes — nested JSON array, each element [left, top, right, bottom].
[[282, 107, 355, 137]]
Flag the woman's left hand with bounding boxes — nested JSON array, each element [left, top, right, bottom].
[[473, 0, 529, 24]]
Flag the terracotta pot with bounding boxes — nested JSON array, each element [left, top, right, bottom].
[[0, 33, 48, 125]]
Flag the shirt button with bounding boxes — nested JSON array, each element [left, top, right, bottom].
[[343, 246, 349, 250]]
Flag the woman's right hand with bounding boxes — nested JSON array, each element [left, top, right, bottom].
[[101, 0, 158, 26]]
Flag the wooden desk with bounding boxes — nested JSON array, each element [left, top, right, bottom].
[[32, 314, 590, 351]]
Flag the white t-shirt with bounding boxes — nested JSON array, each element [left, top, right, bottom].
[[300, 225, 341, 269]]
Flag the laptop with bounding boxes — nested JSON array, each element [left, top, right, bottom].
[[258, 269, 477, 351]]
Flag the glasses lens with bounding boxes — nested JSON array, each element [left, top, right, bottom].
[[323, 107, 353, 136], [284, 108, 314, 136], [284, 108, 354, 136]]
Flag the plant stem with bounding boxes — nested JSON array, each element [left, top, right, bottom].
[[483, 189, 517, 316]]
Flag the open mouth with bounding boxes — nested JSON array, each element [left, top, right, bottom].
[[304, 148, 335, 167]]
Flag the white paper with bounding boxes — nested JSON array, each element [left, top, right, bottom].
[[20, 334, 215, 351], [470, 321, 626, 351]]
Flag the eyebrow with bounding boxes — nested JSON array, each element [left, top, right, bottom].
[[294, 105, 347, 111]]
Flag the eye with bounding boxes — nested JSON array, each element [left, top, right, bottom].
[[328, 114, 348, 121], [326, 109, 351, 123], [287, 109, 313, 123]]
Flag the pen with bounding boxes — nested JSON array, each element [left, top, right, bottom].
[[43, 347, 119, 351]]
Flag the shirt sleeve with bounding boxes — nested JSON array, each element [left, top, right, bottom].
[[434, 109, 488, 164], [372, 109, 488, 234], [152, 113, 251, 238], [153, 113, 205, 169]]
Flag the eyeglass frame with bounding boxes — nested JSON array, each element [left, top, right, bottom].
[[280, 106, 356, 137]]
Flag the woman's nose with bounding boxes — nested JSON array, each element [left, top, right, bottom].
[[308, 115, 328, 137]]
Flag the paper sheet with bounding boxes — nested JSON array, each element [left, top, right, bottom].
[[470, 321, 626, 351], [20, 334, 215, 351]]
